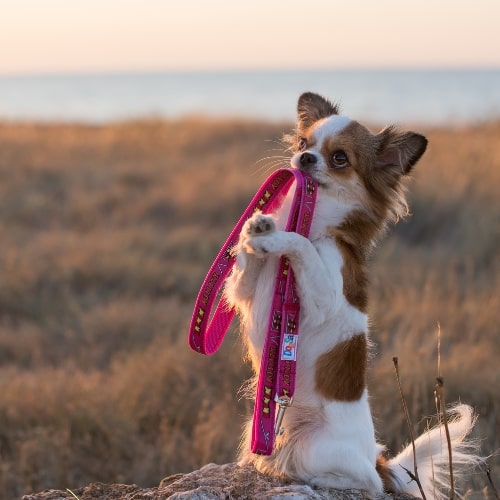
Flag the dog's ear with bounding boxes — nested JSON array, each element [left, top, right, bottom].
[[297, 92, 339, 131], [376, 126, 428, 176]]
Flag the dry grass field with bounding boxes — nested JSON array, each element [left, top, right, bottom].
[[0, 118, 498, 498]]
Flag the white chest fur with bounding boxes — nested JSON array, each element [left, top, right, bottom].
[[242, 236, 367, 397]]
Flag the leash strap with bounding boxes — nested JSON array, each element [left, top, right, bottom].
[[251, 172, 317, 454], [188, 168, 317, 455]]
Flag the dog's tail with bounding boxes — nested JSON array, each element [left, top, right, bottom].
[[380, 404, 483, 499]]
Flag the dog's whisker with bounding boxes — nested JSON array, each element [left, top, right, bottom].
[[254, 155, 290, 165], [264, 138, 288, 147], [252, 154, 292, 177], [252, 159, 291, 177]]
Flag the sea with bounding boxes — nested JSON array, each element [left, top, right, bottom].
[[1, 69, 500, 125]]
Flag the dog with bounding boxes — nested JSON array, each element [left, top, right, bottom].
[[224, 92, 481, 498]]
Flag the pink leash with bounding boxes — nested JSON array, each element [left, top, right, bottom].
[[188, 168, 317, 455]]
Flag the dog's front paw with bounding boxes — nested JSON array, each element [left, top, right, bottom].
[[243, 213, 284, 258], [244, 212, 276, 238]]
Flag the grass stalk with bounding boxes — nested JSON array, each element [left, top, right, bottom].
[[66, 489, 81, 500], [392, 356, 427, 500], [435, 376, 455, 499], [486, 467, 500, 500]]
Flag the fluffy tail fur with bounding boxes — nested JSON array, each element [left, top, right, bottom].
[[383, 404, 483, 499]]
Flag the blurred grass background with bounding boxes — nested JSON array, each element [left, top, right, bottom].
[[0, 119, 498, 497]]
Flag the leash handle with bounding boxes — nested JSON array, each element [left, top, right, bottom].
[[188, 169, 297, 355]]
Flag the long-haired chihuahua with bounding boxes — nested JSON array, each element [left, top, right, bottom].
[[224, 92, 481, 498]]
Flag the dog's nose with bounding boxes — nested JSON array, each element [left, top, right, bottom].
[[299, 152, 317, 167]]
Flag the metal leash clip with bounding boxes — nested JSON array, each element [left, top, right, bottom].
[[274, 394, 293, 436]]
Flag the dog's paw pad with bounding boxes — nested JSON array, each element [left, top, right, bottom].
[[253, 220, 273, 234], [245, 214, 276, 237]]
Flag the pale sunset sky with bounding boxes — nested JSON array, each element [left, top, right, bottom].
[[1, 0, 499, 74]]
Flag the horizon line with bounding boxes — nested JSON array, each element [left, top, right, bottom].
[[1, 65, 500, 78]]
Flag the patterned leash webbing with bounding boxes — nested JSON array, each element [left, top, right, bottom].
[[251, 172, 317, 454], [188, 168, 317, 455]]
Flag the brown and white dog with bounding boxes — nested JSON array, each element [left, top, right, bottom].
[[224, 92, 481, 498]]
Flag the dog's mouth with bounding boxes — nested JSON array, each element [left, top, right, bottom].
[[291, 153, 327, 188]]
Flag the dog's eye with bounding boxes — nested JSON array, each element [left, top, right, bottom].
[[298, 137, 307, 152], [330, 150, 349, 169]]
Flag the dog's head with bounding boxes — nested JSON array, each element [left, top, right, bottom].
[[287, 92, 427, 226]]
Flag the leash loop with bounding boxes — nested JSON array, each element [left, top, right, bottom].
[[188, 169, 295, 355]]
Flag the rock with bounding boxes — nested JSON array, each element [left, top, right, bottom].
[[22, 462, 417, 499]]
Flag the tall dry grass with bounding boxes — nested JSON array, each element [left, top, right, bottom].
[[0, 119, 498, 498]]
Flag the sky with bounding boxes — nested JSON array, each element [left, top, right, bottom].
[[1, 0, 500, 75]]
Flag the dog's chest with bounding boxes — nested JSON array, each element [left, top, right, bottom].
[[247, 238, 357, 352]]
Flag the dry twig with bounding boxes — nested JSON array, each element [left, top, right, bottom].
[[392, 356, 427, 500], [435, 376, 455, 499], [486, 467, 500, 500]]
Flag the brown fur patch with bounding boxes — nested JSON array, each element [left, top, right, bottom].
[[316, 120, 425, 225], [314, 333, 367, 401], [318, 121, 399, 227], [328, 209, 382, 312], [321, 121, 378, 175], [333, 232, 368, 312], [376, 454, 397, 493]]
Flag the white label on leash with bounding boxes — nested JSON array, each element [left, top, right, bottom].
[[281, 334, 298, 361]]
